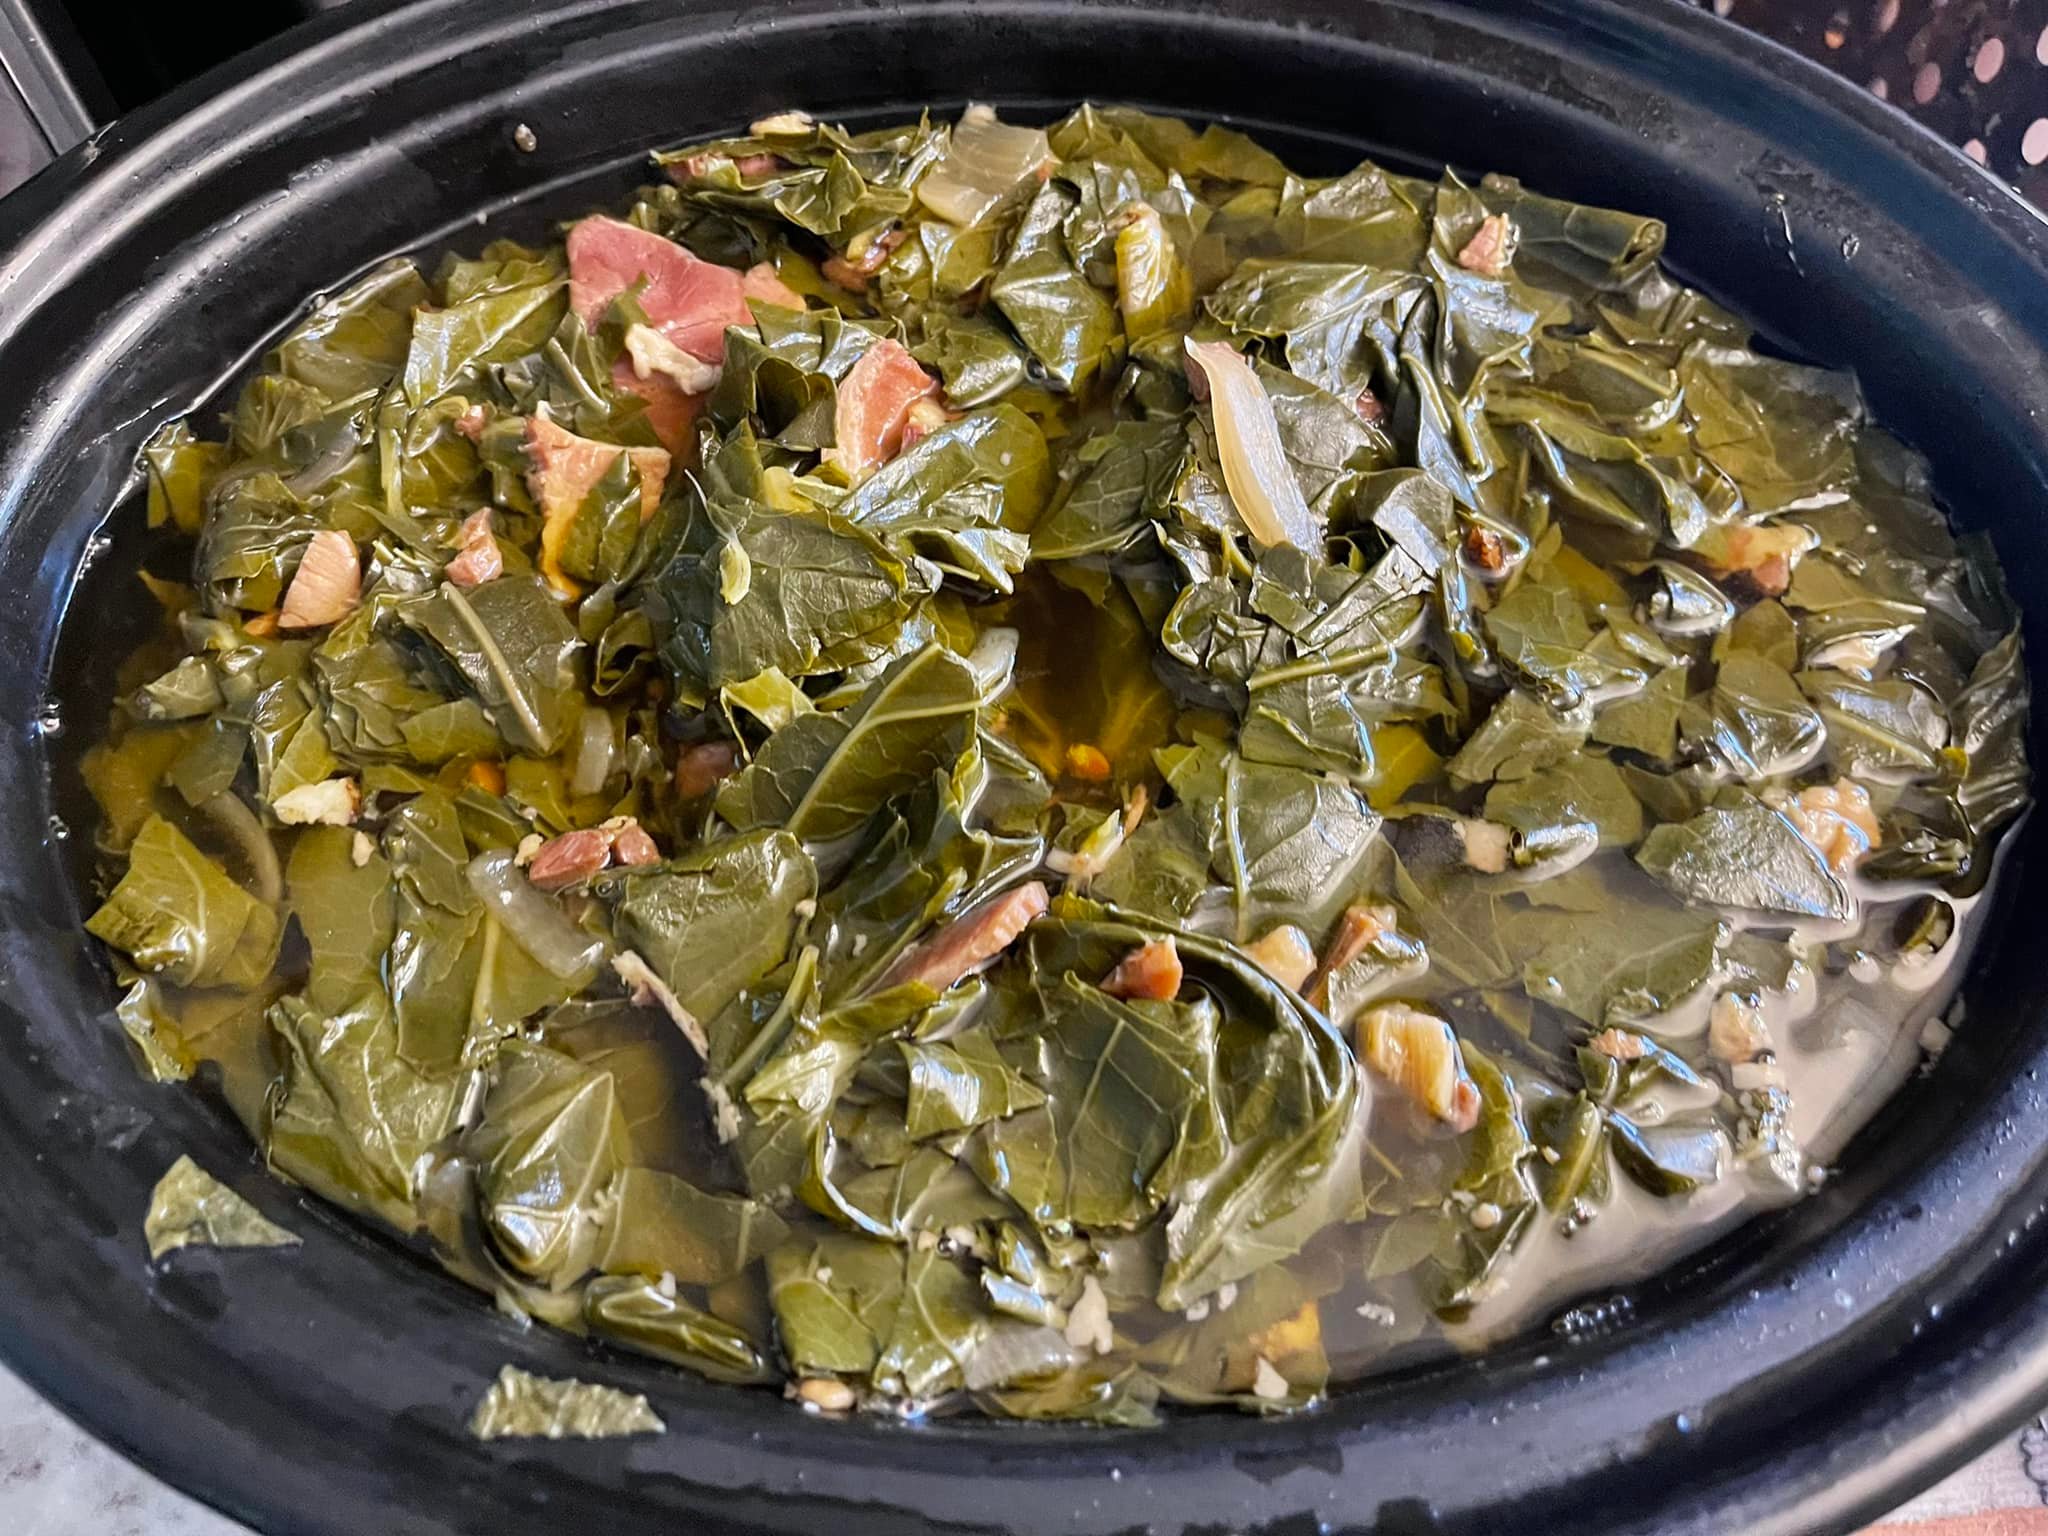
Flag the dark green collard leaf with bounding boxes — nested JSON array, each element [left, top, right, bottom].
[[766, 1233, 907, 1376], [1867, 628, 2032, 894], [398, 577, 583, 756], [1259, 362, 1395, 519], [130, 655, 224, 722], [1590, 665, 1687, 760], [1446, 691, 1589, 787], [380, 789, 582, 1072], [807, 742, 1049, 1000], [656, 493, 921, 700], [1609, 1116, 1729, 1196], [825, 1143, 1014, 1242], [1949, 630, 2031, 882], [599, 1167, 789, 1285], [584, 1276, 776, 1385], [1032, 417, 1185, 560], [1680, 651, 1824, 781], [266, 992, 462, 1230], [1797, 671, 1948, 776], [990, 181, 1120, 393], [1204, 259, 1415, 394], [1483, 754, 1643, 851], [465, 1042, 628, 1287], [87, 814, 279, 990], [1518, 886, 1722, 1026], [114, 979, 196, 1082], [840, 405, 1052, 533], [195, 474, 326, 614], [467, 1364, 664, 1441], [610, 829, 817, 1023], [1018, 904, 1365, 1309], [1482, 573, 1644, 711], [718, 644, 985, 843], [1159, 741, 1383, 942], [1680, 344, 1861, 510], [902, 1031, 1047, 1137], [713, 305, 880, 444], [402, 268, 565, 407], [273, 259, 430, 399], [832, 406, 1050, 593], [979, 1359, 1161, 1426], [145, 1155, 300, 1259], [913, 310, 1031, 407], [660, 113, 944, 244], [1635, 795, 1852, 919], [1024, 977, 1226, 1229], [748, 983, 932, 1122], [873, 1245, 993, 1399], [287, 826, 395, 1014]]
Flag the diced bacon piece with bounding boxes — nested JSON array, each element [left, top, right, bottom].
[[454, 403, 490, 440], [278, 530, 360, 630], [446, 508, 502, 589], [1463, 523, 1508, 576], [742, 261, 806, 314], [525, 415, 671, 597], [1352, 388, 1387, 425], [526, 828, 614, 891], [831, 339, 939, 479], [1245, 925, 1317, 992], [883, 881, 1050, 994], [565, 215, 751, 364], [603, 816, 661, 867], [1588, 1028, 1650, 1061], [1102, 939, 1183, 1002], [1691, 521, 1813, 600], [1782, 777, 1882, 872], [675, 741, 741, 800], [1456, 214, 1518, 279]]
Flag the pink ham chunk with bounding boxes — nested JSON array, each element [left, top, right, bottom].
[[567, 216, 752, 363], [883, 882, 1049, 995], [833, 338, 940, 479]]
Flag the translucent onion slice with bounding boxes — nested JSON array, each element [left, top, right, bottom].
[[569, 706, 616, 799], [465, 850, 607, 979], [1183, 338, 1322, 551], [1114, 204, 1190, 339], [917, 105, 1052, 227]]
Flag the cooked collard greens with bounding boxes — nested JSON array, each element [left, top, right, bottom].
[[81, 103, 2027, 1422]]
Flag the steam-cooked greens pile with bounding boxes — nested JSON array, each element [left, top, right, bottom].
[[80, 104, 2028, 1423]]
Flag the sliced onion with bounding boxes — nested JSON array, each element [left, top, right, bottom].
[[965, 625, 1018, 699], [569, 706, 616, 798], [917, 105, 1052, 227], [1183, 338, 1322, 552], [465, 850, 606, 979]]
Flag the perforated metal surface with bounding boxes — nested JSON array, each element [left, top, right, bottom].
[[1703, 0, 2048, 192]]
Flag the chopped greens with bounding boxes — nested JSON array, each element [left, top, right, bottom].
[[79, 103, 2027, 1423]]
